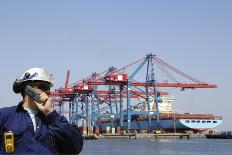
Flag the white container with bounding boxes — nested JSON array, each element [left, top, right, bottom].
[[106, 126, 110, 134], [111, 127, 115, 134]]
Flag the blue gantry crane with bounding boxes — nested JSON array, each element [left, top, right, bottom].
[[51, 54, 217, 133]]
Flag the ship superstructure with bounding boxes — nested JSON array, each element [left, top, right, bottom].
[[139, 96, 175, 113]]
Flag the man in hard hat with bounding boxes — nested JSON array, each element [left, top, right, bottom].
[[0, 67, 83, 154]]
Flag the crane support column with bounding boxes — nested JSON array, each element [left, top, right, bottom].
[[75, 96, 79, 124], [86, 96, 89, 128], [119, 85, 124, 127], [127, 81, 131, 131], [109, 87, 114, 128], [154, 80, 160, 127], [69, 100, 75, 123], [69, 102, 71, 123], [81, 102, 84, 127], [97, 102, 100, 115], [114, 87, 118, 115], [146, 86, 152, 129], [91, 92, 96, 127], [71, 100, 75, 123]]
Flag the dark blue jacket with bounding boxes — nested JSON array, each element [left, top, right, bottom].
[[0, 102, 83, 154]]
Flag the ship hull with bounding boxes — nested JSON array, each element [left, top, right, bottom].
[[97, 118, 222, 133]]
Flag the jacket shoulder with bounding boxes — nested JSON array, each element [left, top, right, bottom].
[[0, 106, 17, 112], [0, 106, 17, 128], [0, 106, 18, 117]]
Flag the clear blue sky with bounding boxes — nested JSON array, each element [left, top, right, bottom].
[[0, 0, 231, 130]]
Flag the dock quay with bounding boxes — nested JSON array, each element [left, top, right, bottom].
[[83, 133, 206, 140], [135, 133, 190, 139], [103, 133, 136, 139]]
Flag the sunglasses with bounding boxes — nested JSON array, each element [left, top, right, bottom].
[[29, 82, 51, 93]]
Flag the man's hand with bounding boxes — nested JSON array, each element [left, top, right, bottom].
[[35, 92, 54, 116]]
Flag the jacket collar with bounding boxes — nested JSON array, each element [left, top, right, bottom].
[[16, 101, 43, 116], [16, 101, 27, 112]]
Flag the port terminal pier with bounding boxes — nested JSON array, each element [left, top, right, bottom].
[[82, 126, 206, 140]]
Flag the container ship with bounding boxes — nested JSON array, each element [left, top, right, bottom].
[[97, 96, 222, 133]]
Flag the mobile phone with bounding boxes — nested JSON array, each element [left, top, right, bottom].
[[25, 85, 41, 103]]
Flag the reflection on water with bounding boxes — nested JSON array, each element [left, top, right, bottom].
[[81, 139, 232, 155]]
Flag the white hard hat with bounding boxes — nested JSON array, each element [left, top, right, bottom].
[[19, 67, 54, 87]]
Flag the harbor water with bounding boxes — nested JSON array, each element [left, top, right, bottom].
[[80, 139, 232, 155]]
